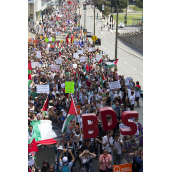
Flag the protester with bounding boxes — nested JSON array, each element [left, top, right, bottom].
[[41, 160, 50, 172]]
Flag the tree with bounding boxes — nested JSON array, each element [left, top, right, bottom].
[[136, 0, 143, 8]]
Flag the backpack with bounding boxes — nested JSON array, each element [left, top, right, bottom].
[[62, 165, 69, 172]]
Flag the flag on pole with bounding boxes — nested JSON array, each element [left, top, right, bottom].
[[135, 86, 143, 92], [28, 138, 39, 153], [86, 64, 90, 72], [62, 96, 77, 133], [106, 62, 116, 68], [83, 66, 86, 72], [42, 97, 49, 116], [114, 58, 119, 65], [28, 61, 32, 80], [100, 73, 106, 86]]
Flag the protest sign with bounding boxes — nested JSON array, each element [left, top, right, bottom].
[[31, 62, 40, 68], [109, 81, 121, 89], [80, 57, 87, 62], [48, 28, 52, 32], [78, 49, 83, 54], [73, 53, 79, 59], [56, 58, 62, 64], [96, 54, 102, 61], [51, 65, 60, 71], [35, 51, 41, 58], [36, 85, 49, 94], [125, 77, 133, 85], [49, 37, 52, 42], [113, 164, 132, 172], [73, 64, 77, 68], [65, 81, 74, 93], [89, 47, 95, 52], [103, 51, 106, 55]]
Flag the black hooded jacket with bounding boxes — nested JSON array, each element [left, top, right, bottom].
[[41, 160, 50, 172]]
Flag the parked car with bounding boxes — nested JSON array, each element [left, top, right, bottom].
[[95, 38, 101, 45], [118, 22, 124, 28], [86, 31, 93, 37]]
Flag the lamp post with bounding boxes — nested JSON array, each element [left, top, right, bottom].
[[115, 3, 119, 61], [93, 3, 95, 47], [78, 4, 81, 32]]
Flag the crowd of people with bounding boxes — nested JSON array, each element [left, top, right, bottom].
[[28, 1, 143, 172]]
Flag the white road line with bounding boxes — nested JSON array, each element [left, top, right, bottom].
[[112, 54, 114, 55], [140, 73, 143, 75], [124, 62, 127, 64], [132, 67, 136, 70]]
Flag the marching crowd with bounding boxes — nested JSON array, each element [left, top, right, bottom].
[[28, 1, 143, 172]]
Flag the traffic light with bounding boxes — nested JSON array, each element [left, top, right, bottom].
[[124, 20, 127, 24]]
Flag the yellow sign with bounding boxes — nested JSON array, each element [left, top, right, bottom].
[[91, 35, 98, 42], [60, 40, 63, 43]]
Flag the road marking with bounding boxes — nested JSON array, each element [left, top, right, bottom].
[[132, 67, 136, 70], [140, 73, 143, 75], [124, 62, 127, 64], [112, 54, 114, 55]]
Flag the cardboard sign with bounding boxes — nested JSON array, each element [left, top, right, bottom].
[[56, 58, 62, 64], [35, 51, 41, 58], [36, 85, 49, 94], [113, 163, 132, 172], [73, 64, 77, 68], [51, 65, 60, 71], [31, 62, 40, 68], [96, 54, 102, 61], [80, 57, 87, 62], [73, 53, 79, 59], [65, 81, 74, 93], [109, 81, 121, 89], [89, 47, 95, 52], [78, 49, 83, 54]]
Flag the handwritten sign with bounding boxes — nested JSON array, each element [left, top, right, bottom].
[[73, 53, 79, 59], [65, 81, 74, 93], [109, 81, 121, 90], [51, 65, 60, 71], [31, 62, 40, 68], [56, 58, 62, 64], [35, 51, 41, 58], [96, 54, 102, 61], [78, 49, 83, 54], [73, 64, 77, 68], [36, 85, 49, 94], [80, 57, 87, 62], [89, 47, 95, 52]]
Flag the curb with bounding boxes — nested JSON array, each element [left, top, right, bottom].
[[99, 31, 143, 60]]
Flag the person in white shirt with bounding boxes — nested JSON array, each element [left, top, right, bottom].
[[129, 91, 135, 110], [113, 90, 122, 99], [60, 80, 65, 89], [98, 85, 103, 92], [128, 86, 135, 98], [102, 130, 114, 154], [111, 133, 123, 165]]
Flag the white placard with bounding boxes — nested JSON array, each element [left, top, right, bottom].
[[73, 53, 79, 59], [103, 51, 106, 55], [80, 57, 87, 62], [96, 54, 102, 61], [56, 58, 62, 64], [73, 64, 77, 68], [109, 81, 121, 90], [49, 37, 52, 42], [125, 77, 132, 85], [35, 51, 41, 58], [51, 65, 60, 71], [36, 85, 49, 94], [78, 49, 83, 54], [89, 47, 95, 52], [31, 62, 40, 68], [48, 28, 52, 32]]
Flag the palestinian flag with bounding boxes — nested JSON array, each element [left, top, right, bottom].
[[114, 58, 119, 65], [100, 73, 106, 86], [129, 81, 133, 87], [102, 90, 106, 96], [62, 96, 77, 133], [83, 66, 86, 72], [28, 61, 32, 80], [86, 64, 90, 72], [106, 62, 116, 68], [98, 59, 102, 65], [135, 86, 143, 93], [42, 97, 49, 116], [28, 80, 32, 89], [28, 121, 72, 145]]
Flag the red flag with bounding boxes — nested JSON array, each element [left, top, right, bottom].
[[28, 138, 39, 153], [114, 58, 119, 65], [57, 41, 59, 47], [98, 59, 102, 65], [28, 61, 32, 71], [28, 73, 32, 80], [86, 64, 90, 72]]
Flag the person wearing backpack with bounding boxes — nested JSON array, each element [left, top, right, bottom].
[[59, 149, 75, 172]]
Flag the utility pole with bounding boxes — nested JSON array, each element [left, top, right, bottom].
[[93, 3, 95, 47], [84, 4, 86, 40], [115, 4, 118, 61], [79, 5, 80, 32]]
